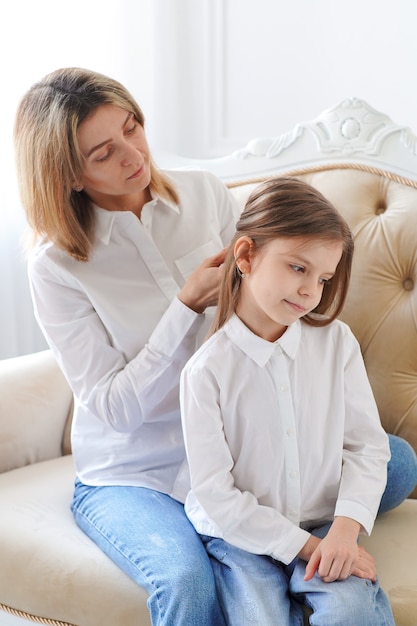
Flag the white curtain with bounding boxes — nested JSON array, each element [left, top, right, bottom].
[[0, 0, 155, 358]]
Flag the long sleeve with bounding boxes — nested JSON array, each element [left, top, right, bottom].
[[29, 254, 203, 433]]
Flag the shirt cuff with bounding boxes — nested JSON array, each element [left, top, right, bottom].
[[271, 526, 312, 565], [148, 297, 205, 359], [334, 500, 376, 536]]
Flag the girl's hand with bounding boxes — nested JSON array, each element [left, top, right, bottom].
[[303, 517, 377, 583], [350, 544, 377, 581], [178, 248, 228, 314]]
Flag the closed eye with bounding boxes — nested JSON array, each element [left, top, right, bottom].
[[126, 122, 138, 135], [96, 149, 113, 162]]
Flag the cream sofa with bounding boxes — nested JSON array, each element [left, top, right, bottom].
[[1, 98, 417, 626]]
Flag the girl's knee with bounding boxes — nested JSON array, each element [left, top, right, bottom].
[[307, 579, 394, 626]]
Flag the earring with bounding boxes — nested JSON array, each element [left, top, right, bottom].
[[74, 185, 83, 192]]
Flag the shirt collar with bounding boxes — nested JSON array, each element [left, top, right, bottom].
[[224, 313, 301, 367], [93, 190, 180, 245]]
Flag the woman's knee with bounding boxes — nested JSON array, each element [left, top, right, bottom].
[[379, 434, 417, 514]]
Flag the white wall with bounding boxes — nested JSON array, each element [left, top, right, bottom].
[[149, 0, 417, 159], [0, 0, 154, 358]]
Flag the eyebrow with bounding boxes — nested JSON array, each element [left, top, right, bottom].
[[86, 112, 133, 157]]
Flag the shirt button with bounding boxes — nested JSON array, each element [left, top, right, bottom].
[[286, 428, 294, 436], [289, 471, 298, 479], [280, 385, 288, 392]]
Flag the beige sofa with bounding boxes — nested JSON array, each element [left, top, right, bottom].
[[1, 98, 417, 625]]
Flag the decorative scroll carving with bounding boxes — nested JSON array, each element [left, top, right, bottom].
[[233, 98, 417, 160], [159, 98, 417, 184]]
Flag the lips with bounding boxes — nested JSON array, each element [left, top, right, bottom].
[[127, 165, 144, 180], [285, 300, 306, 313]]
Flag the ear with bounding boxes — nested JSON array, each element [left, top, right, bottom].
[[234, 236, 254, 275]]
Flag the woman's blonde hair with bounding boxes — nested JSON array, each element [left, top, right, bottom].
[[14, 67, 179, 261], [211, 177, 354, 333]]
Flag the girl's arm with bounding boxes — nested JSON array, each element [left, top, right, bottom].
[[334, 329, 391, 532], [303, 327, 389, 583]]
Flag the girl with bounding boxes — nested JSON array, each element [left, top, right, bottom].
[[180, 177, 395, 625]]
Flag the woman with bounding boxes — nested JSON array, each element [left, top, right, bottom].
[[14, 68, 416, 624], [14, 67, 241, 625]]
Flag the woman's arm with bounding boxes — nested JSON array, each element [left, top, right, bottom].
[[28, 249, 226, 433]]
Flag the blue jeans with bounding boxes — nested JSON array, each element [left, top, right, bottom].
[[379, 433, 417, 513], [202, 523, 395, 626], [71, 481, 226, 626]]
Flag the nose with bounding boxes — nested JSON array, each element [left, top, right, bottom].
[[298, 276, 320, 298], [120, 141, 140, 167]]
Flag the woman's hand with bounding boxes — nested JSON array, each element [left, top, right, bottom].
[[178, 248, 228, 314], [303, 517, 377, 583]]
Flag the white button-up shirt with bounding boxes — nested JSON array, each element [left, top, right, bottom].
[[180, 313, 390, 564], [28, 170, 240, 501]]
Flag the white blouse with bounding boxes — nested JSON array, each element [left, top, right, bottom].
[[180, 313, 391, 564], [28, 169, 240, 501]]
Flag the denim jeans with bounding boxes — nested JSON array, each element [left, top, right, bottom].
[[379, 433, 417, 513], [202, 523, 395, 626], [71, 481, 226, 626]]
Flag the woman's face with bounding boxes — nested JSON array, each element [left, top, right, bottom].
[[76, 104, 152, 213]]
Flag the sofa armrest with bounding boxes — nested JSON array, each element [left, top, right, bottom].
[[0, 350, 73, 473]]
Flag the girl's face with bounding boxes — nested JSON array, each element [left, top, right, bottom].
[[235, 235, 343, 342], [76, 104, 151, 215]]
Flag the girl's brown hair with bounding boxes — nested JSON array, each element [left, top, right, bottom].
[[211, 177, 354, 333], [14, 67, 179, 261]]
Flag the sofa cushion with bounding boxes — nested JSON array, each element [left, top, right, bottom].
[[0, 455, 150, 626], [0, 350, 73, 473], [361, 499, 417, 623]]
